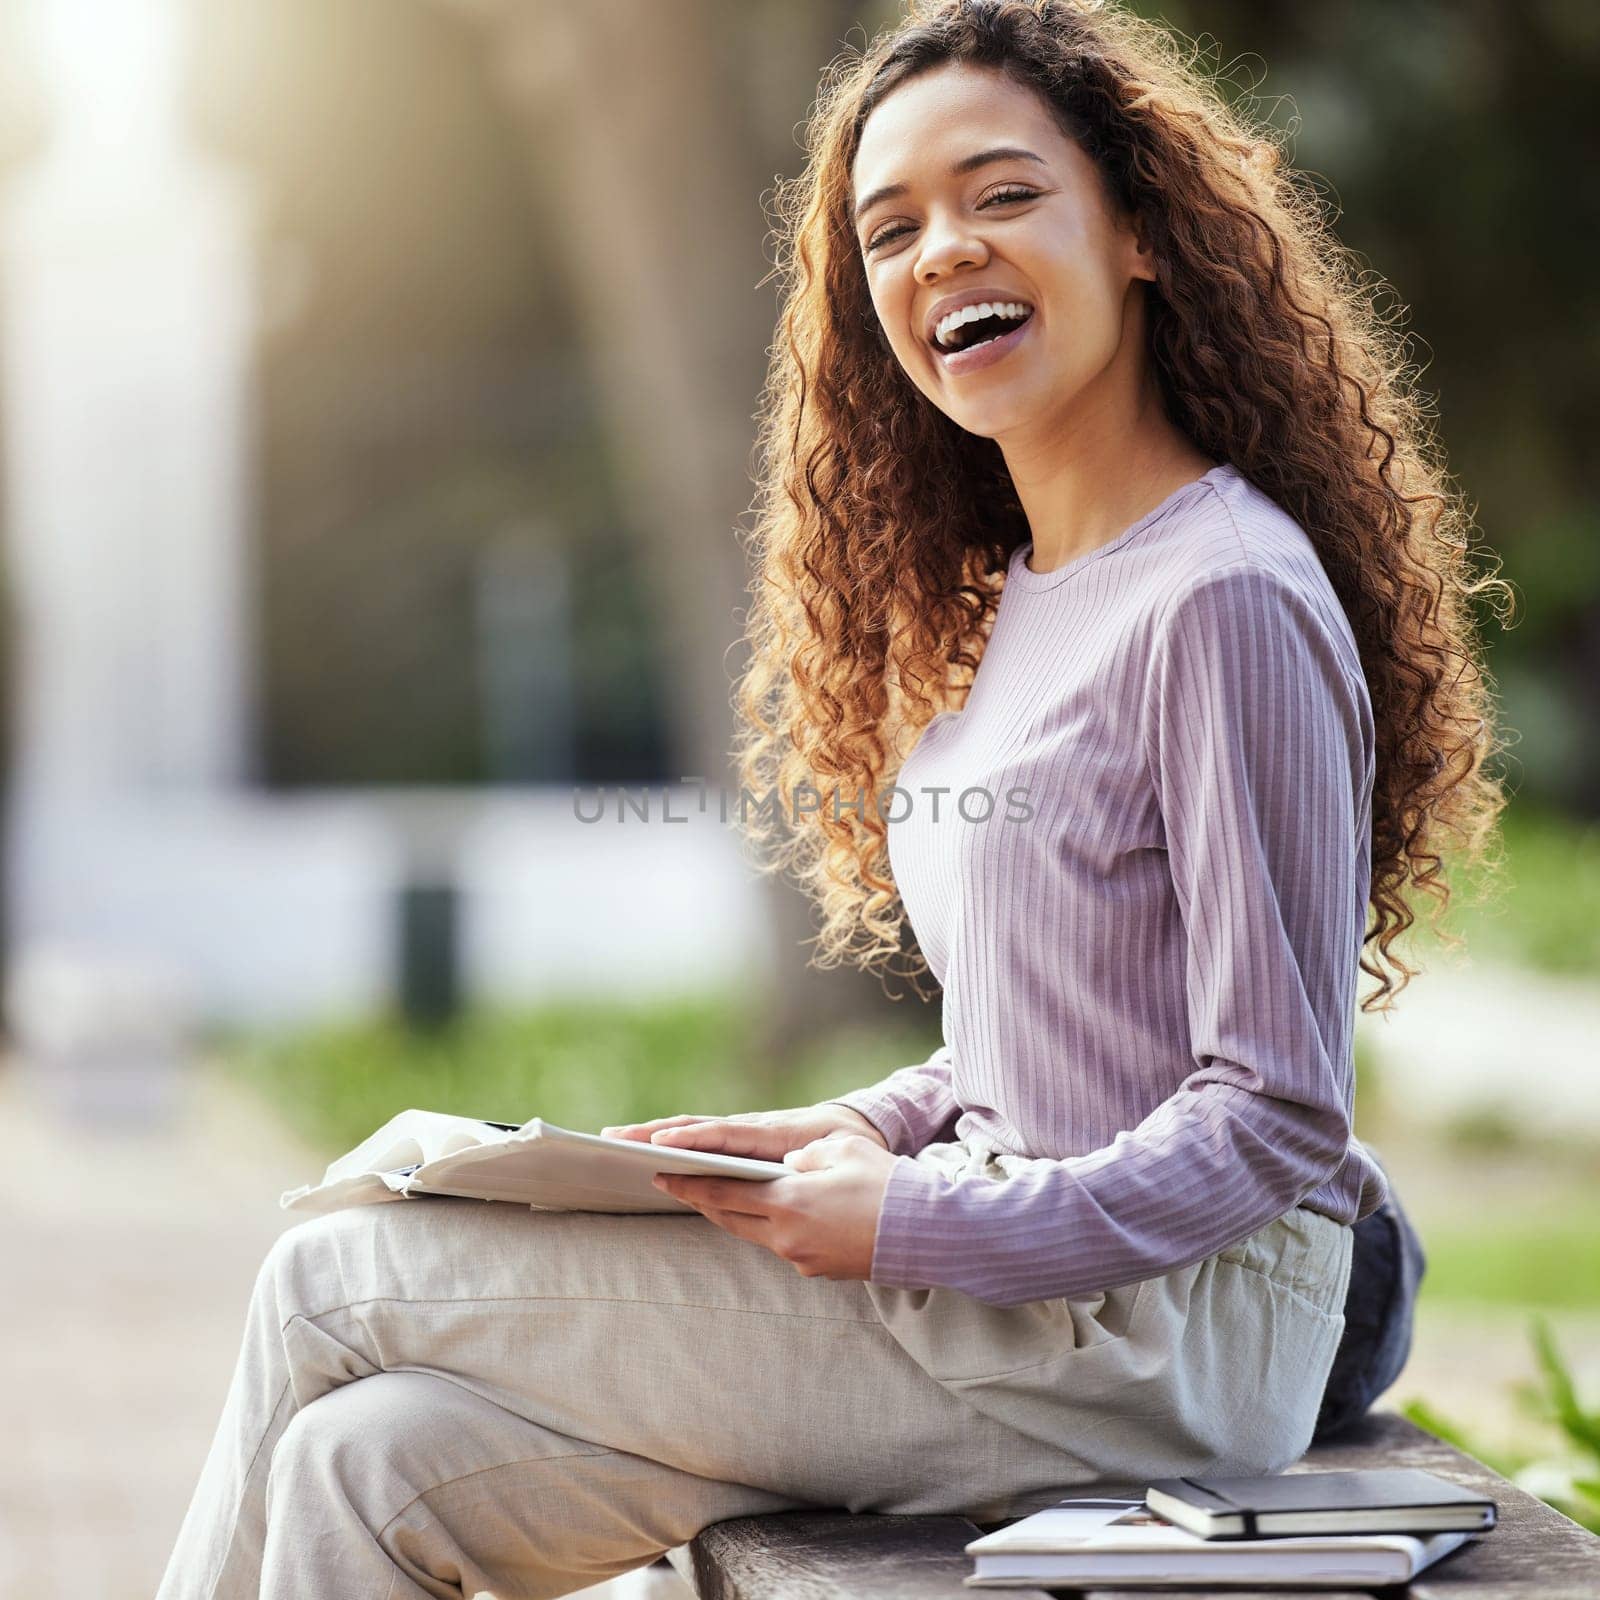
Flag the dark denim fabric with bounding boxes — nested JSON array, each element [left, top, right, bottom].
[[1311, 1159, 1427, 1443]]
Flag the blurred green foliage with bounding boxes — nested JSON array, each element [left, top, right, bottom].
[[1126, 1, 1600, 815], [217, 988, 942, 1160], [1420, 1210, 1600, 1312], [1419, 801, 1600, 978], [1405, 1318, 1600, 1534]]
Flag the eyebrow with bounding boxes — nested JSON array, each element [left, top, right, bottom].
[[852, 145, 1048, 226]]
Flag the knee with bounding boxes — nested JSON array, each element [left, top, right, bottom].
[[268, 1389, 355, 1506], [257, 1212, 333, 1297], [253, 1206, 372, 1321], [266, 1372, 419, 1511]]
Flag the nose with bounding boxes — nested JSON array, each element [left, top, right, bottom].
[[915, 207, 989, 283]]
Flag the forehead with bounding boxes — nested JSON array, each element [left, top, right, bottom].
[[852, 61, 1069, 195]]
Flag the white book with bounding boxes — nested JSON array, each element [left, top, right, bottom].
[[964, 1497, 1477, 1589], [280, 1108, 789, 1216]]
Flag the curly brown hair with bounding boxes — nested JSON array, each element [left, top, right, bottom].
[[732, 0, 1512, 1013]]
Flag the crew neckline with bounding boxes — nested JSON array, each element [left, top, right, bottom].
[[1006, 463, 1237, 592]]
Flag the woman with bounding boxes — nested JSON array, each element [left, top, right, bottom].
[[157, 2, 1508, 1595]]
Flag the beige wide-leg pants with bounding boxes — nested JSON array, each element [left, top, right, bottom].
[[155, 1135, 1353, 1600]]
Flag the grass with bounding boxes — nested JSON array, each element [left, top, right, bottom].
[[1360, 1110, 1600, 1312], [1355, 797, 1600, 1322], [1410, 798, 1600, 979], [212, 988, 942, 1159], [1417, 1212, 1600, 1312]]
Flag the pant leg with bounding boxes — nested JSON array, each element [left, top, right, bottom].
[[258, 1369, 802, 1600], [154, 1197, 1101, 1600], [159, 1158, 1356, 1600]]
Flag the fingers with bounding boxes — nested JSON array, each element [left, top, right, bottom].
[[597, 1111, 809, 1162], [688, 1203, 773, 1246], [599, 1115, 716, 1142], [653, 1172, 781, 1217], [648, 1121, 785, 1159], [653, 1173, 776, 1242], [650, 1122, 734, 1148], [785, 1132, 862, 1171]]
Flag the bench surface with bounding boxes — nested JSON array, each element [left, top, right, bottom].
[[667, 1411, 1600, 1599]]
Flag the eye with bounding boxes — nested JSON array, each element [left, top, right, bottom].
[[863, 184, 1041, 254], [984, 184, 1039, 208]]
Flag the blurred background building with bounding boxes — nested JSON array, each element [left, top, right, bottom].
[[0, 1, 1596, 1596], [0, 0, 795, 1070]]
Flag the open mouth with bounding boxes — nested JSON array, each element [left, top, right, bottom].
[[932, 305, 1036, 374], [932, 303, 1035, 354]]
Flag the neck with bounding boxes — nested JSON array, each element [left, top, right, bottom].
[[999, 293, 1218, 574]]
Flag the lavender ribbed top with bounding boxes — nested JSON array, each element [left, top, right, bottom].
[[825, 463, 1389, 1308]]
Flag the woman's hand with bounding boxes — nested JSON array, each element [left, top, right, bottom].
[[598, 1104, 898, 1282], [651, 1132, 899, 1283], [599, 1103, 890, 1161]]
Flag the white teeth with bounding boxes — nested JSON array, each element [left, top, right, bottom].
[[934, 300, 1033, 350]]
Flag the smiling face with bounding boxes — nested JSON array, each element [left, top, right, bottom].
[[851, 61, 1157, 443]]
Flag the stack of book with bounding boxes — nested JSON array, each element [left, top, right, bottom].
[[964, 1468, 1496, 1589]]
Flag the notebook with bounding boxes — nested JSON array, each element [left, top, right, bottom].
[[963, 1496, 1477, 1588], [279, 1108, 790, 1215], [1145, 1467, 1497, 1538]]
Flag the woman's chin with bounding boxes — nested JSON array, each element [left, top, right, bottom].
[[944, 390, 1044, 439]]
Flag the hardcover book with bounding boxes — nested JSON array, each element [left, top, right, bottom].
[[963, 1495, 1479, 1589], [1144, 1467, 1497, 1539]]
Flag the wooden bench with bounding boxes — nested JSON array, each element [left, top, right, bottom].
[[662, 1411, 1600, 1598]]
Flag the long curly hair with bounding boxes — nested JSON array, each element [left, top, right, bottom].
[[732, 0, 1512, 1013]]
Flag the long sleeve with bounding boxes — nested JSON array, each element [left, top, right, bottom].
[[822, 1042, 962, 1156], [866, 561, 1377, 1307]]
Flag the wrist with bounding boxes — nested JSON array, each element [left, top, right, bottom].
[[818, 1102, 891, 1149]]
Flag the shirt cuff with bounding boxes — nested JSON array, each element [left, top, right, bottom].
[[867, 1153, 955, 1287], [821, 1089, 930, 1159]]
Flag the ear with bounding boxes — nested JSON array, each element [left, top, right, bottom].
[[1124, 207, 1159, 284]]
